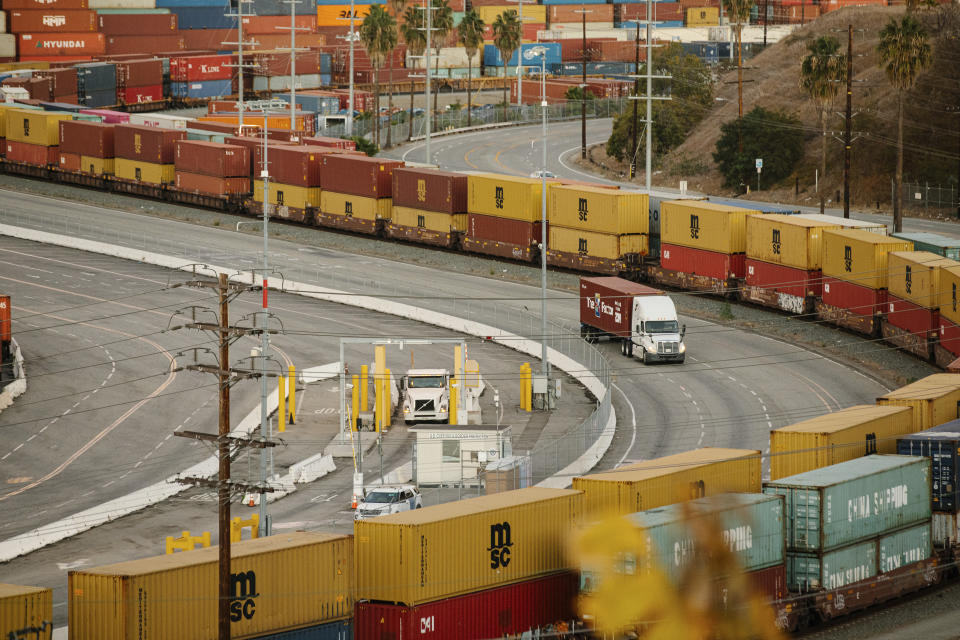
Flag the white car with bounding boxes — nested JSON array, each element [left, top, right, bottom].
[[354, 485, 423, 520], [529, 170, 557, 179]]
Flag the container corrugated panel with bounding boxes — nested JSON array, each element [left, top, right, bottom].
[[467, 172, 543, 223], [939, 265, 960, 327], [879, 521, 931, 573], [745, 213, 840, 270], [548, 227, 647, 260], [6, 109, 71, 146], [392, 167, 468, 214], [571, 447, 762, 517], [892, 232, 960, 260], [786, 538, 877, 591], [769, 405, 915, 480], [877, 374, 960, 432], [0, 584, 52, 639], [660, 200, 759, 254], [114, 158, 175, 184], [822, 229, 913, 290], [354, 487, 581, 606], [254, 181, 322, 210], [898, 419, 960, 512], [59, 120, 113, 158], [174, 140, 249, 178], [932, 511, 960, 547], [319, 154, 402, 199], [392, 206, 460, 233], [762, 454, 932, 552], [69, 532, 354, 640], [886, 251, 959, 310], [548, 185, 648, 235], [320, 192, 391, 221]]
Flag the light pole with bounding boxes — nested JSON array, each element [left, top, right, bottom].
[[530, 45, 550, 394]]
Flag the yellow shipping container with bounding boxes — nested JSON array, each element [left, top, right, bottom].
[[69, 532, 353, 640], [548, 226, 647, 259], [254, 181, 322, 210], [877, 373, 960, 432], [768, 405, 914, 480], [355, 487, 581, 605], [746, 213, 841, 270], [316, 4, 375, 26], [886, 251, 959, 310], [660, 200, 758, 254], [685, 6, 719, 25], [467, 172, 543, 223], [571, 447, 761, 516], [475, 4, 547, 23], [81, 155, 114, 175], [392, 205, 467, 232], [114, 158, 175, 184], [0, 104, 36, 138], [822, 228, 913, 290], [548, 185, 648, 235], [0, 584, 52, 639], [6, 109, 71, 146], [939, 265, 960, 326], [320, 190, 391, 220]]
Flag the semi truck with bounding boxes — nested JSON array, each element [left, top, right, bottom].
[[401, 368, 450, 424], [579, 276, 686, 364]]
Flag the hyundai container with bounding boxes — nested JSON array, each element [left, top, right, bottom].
[[392, 167, 468, 214], [18, 32, 105, 56], [877, 374, 960, 432], [0, 584, 52, 639]]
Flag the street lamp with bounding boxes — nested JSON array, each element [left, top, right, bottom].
[[529, 45, 550, 402]]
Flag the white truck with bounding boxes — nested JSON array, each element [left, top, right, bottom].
[[401, 368, 450, 424], [580, 276, 686, 364]]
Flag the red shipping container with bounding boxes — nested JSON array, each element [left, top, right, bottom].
[[253, 144, 332, 186], [744, 564, 787, 603], [106, 34, 185, 55], [3, 0, 86, 7], [354, 572, 578, 640], [59, 120, 114, 158], [175, 171, 250, 196], [119, 85, 163, 104], [171, 54, 234, 82], [181, 29, 235, 51], [34, 67, 78, 97], [0, 295, 10, 342], [319, 154, 403, 198], [885, 293, 938, 336], [301, 135, 355, 150], [240, 15, 315, 34], [579, 276, 663, 337], [392, 167, 468, 214], [745, 258, 823, 299], [18, 33, 105, 56], [6, 140, 58, 166], [660, 243, 746, 280], [251, 33, 327, 50], [464, 213, 543, 261], [8, 9, 97, 33], [619, 2, 684, 21], [97, 13, 177, 35], [116, 59, 163, 87], [114, 124, 185, 163], [548, 4, 614, 23], [59, 151, 81, 172], [940, 317, 960, 357], [252, 50, 323, 76], [482, 22, 543, 41], [174, 140, 250, 178], [822, 276, 886, 317]]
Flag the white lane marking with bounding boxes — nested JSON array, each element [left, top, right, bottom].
[[613, 383, 637, 468]]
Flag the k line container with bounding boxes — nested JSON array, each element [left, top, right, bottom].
[[898, 420, 960, 512], [571, 447, 762, 516], [6, 109, 71, 146], [320, 191, 392, 221], [58, 120, 113, 158], [392, 167, 468, 214], [891, 232, 960, 261], [114, 124, 185, 164], [114, 158, 175, 184], [319, 154, 402, 199], [886, 251, 959, 310], [768, 405, 915, 480], [69, 532, 354, 640], [763, 455, 932, 552], [660, 200, 758, 254], [877, 374, 960, 432], [467, 173, 543, 223], [254, 181, 322, 210], [354, 487, 581, 606], [0, 584, 52, 640], [822, 229, 913, 290], [548, 185, 647, 235], [174, 140, 249, 178], [746, 213, 840, 271]]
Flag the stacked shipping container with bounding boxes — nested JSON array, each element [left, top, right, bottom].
[[174, 140, 250, 197], [876, 374, 960, 433], [464, 173, 544, 261], [938, 264, 960, 367], [113, 123, 184, 184], [0, 584, 52, 639], [883, 252, 960, 359], [317, 154, 403, 232], [58, 119, 114, 174], [899, 420, 960, 546], [253, 145, 328, 223], [5, 108, 70, 166], [388, 167, 468, 248]]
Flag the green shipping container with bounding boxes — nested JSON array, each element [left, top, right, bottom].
[[763, 455, 931, 552], [891, 232, 960, 261], [879, 521, 931, 573], [786, 538, 877, 591]]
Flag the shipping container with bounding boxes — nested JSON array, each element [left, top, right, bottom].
[[114, 157, 175, 184], [886, 251, 958, 310], [462, 213, 542, 261], [174, 140, 249, 178], [821, 276, 886, 318], [939, 265, 960, 328], [254, 180, 322, 210], [685, 6, 719, 25], [69, 532, 354, 640], [392, 167, 468, 214], [59, 151, 81, 171], [320, 191, 391, 221], [822, 229, 913, 290], [578, 276, 662, 338], [763, 454, 931, 552], [0, 584, 52, 640], [319, 154, 402, 199], [548, 184, 647, 235], [9, 9, 97, 32], [97, 12, 178, 34], [879, 520, 932, 573], [769, 405, 915, 481], [891, 232, 960, 261], [660, 200, 759, 255], [253, 619, 352, 640], [898, 420, 960, 512], [743, 259, 823, 313], [119, 84, 163, 104], [175, 171, 249, 196], [877, 374, 960, 432], [34, 67, 79, 98], [746, 213, 840, 271], [253, 145, 329, 187], [114, 124, 185, 163], [933, 511, 960, 547], [0, 296, 10, 342], [18, 32, 105, 56], [3, 0, 88, 7], [474, 4, 547, 23], [547, 3, 614, 22], [660, 243, 746, 281], [482, 41, 562, 67], [171, 79, 232, 99], [6, 140, 58, 166], [316, 5, 375, 27], [355, 487, 581, 605], [6, 109, 71, 146], [939, 316, 960, 364], [80, 154, 114, 175], [547, 227, 647, 273], [170, 53, 234, 82], [572, 447, 761, 516], [467, 172, 543, 223], [391, 206, 465, 233], [786, 537, 877, 591]]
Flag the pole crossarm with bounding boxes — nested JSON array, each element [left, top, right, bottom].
[[175, 431, 278, 448], [175, 476, 277, 493]]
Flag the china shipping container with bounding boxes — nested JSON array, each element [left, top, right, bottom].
[[175, 172, 249, 196], [319, 154, 402, 199], [821, 228, 913, 290], [887, 251, 958, 310], [114, 124, 185, 163], [763, 454, 931, 552], [174, 140, 249, 177], [660, 243, 746, 281], [97, 12, 178, 34], [572, 447, 762, 516], [355, 488, 581, 605], [69, 532, 354, 640], [320, 191, 391, 221], [0, 584, 52, 639], [6, 109, 71, 146], [392, 167, 468, 214], [660, 200, 759, 255], [0, 295, 9, 342], [9, 9, 97, 31], [17, 33, 106, 56], [354, 572, 577, 640], [897, 420, 960, 512], [254, 181, 322, 210], [746, 213, 841, 271], [548, 185, 648, 235], [467, 173, 543, 223], [891, 231, 960, 260], [768, 405, 915, 480], [114, 158, 175, 184], [463, 214, 542, 261], [877, 374, 960, 432], [578, 276, 663, 338], [6, 140, 58, 166]]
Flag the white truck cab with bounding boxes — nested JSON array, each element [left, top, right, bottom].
[[402, 369, 450, 425], [625, 296, 686, 364], [354, 484, 423, 520]]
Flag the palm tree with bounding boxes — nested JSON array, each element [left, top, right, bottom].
[[799, 35, 846, 214], [386, 0, 406, 148], [493, 10, 522, 120], [721, 0, 754, 153], [430, 0, 454, 116], [878, 15, 931, 232], [457, 9, 485, 128], [359, 4, 397, 151], [400, 5, 425, 141]]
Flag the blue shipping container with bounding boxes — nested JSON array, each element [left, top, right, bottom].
[[156, 0, 227, 6], [250, 0, 316, 15], [81, 89, 117, 108], [898, 419, 960, 512], [170, 7, 237, 29], [542, 0, 607, 4], [171, 78, 232, 99], [483, 42, 561, 67], [76, 62, 116, 93], [707, 196, 801, 214], [275, 92, 341, 115], [39, 101, 86, 113], [252, 620, 352, 640], [659, 20, 683, 27]]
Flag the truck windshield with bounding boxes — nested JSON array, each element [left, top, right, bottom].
[[646, 320, 679, 334], [408, 376, 444, 388], [365, 491, 399, 503]]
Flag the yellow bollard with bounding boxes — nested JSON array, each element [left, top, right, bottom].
[[375, 347, 386, 433], [230, 514, 260, 542], [449, 376, 458, 425], [288, 365, 296, 424], [454, 345, 462, 378], [360, 365, 369, 412], [278, 375, 286, 433], [521, 363, 532, 412], [351, 374, 360, 431], [384, 368, 391, 428]]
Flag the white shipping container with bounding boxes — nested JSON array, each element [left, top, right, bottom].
[[407, 46, 476, 69], [0, 34, 14, 58], [88, 0, 156, 8], [253, 74, 323, 92], [0, 86, 28, 102], [128, 113, 191, 129]]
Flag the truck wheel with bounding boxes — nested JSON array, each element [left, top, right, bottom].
[[624, 340, 633, 358], [642, 351, 650, 365]]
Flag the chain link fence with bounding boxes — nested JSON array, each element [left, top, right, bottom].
[[901, 181, 960, 215]]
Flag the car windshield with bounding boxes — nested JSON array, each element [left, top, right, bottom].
[[408, 376, 444, 388], [364, 491, 399, 503], [646, 320, 679, 334]]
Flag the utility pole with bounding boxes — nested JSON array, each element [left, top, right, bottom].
[[762, 0, 768, 47], [843, 23, 852, 219], [279, 0, 309, 138], [630, 21, 639, 179], [627, 0, 670, 192], [573, 9, 591, 159], [224, 0, 257, 131]]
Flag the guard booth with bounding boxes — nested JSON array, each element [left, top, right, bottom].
[[411, 424, 512, 487]]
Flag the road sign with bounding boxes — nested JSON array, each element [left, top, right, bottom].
[[755, 158, 763, 170]]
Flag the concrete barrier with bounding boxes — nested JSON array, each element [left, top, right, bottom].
[[0, 338, 26, 413]]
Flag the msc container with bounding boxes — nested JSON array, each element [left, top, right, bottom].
[[886, 251, 958, 310], [939, 265, 960, 328], [547, 228, 647, 273], [769, 404, 915, 480], [174, 140, 249, 178], [660, 200, 758, 254], [69, 532, 354, 640], [80, 155, 114, 175], [354, 572, 577, 640], [762, 454, 932, 552], [821, 229, 913, 290], [392, 167, 468, 214], [878, 374, 960, 432], [579, 276, 663, 338], [320, 191, 391, 221], [9, 9, 97, 32], [319, 154, 402, 199], [879, 520, 931, 573], [0, 584, 52, 640], [254, 181, 322, 210], [891, 232, 960, 260], [114, 158, 175, 184], [354, 487, 581, 606], [467, 172, 543, 223], [571, 447, 762, 516], [114, 124, 186, 163], [746, 213, 840, 271], [898, 420, 960, 512], [175, 172, 249, 196], [6, 109, 71, 146], [548, 185, 648, 235], [787, 537, 877, 591]]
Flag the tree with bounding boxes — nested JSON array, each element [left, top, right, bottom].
[[721, 0, 755, 151], [359, 5, 397, 151], [400, 5, 425, 141], [877, 15, 931, 232], [712, 107, 804, 189], [492, 10, 522, 121], [430, 0, 454, 116], [457, 9, 485, 128], [799, 35, 846, 214], [565, 86, 596, 101], [385, 0, 406, 148]]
